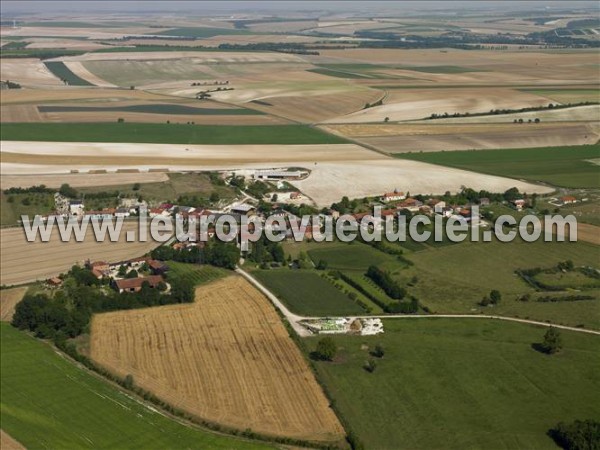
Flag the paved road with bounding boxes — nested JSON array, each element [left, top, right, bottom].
[[236, 268, 600, 337]]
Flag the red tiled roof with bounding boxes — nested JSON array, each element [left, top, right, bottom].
[[115, 275, 163, 290]]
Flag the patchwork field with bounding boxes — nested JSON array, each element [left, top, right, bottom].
[[90, 276, 345, 442], [0, 223, 160, 286], [396, 144, 600, 188], [1, 323, 270, 449], [310, 319, 600, 449], [324, 122, 600, 152]]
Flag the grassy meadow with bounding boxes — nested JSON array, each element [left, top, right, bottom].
[[43, 61, 94, 86], [0, 323, 272, 450], [395, 144, 600, 188], [0, 123, 347, 145], [309, 319, 600, 450], [279, 238, 600, 329]]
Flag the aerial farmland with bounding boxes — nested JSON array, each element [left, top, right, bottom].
[[1, 2, 599, 450]]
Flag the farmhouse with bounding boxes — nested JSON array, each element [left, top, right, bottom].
[[512, 199, 526, 211], [380, 190, 406, 202], [88, 261, 110, 279], [149, 207, 170, 218], [46, 277, 62, 287], [398, 198, 423, 212], [69, 200, 84, 216], [115, 207, 131, 218], [85, 208, 115, 220], [230, 203, 255, 215], [148, 259, 169, 275], [114, 275, 164, 294], [561, 195, 577, 204]]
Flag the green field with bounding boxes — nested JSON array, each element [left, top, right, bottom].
[[399, 65, 486, 73], [0, 191, 53, 226], [0, 123, 347, 145], [43, 61, 94, 86], [38, 104, 263, 115], [253, 270, 366, 316], [397, 238, 600, 328], [395, 144, 600, 188], [284, 238, 600, 328], [0, 323, 271, 449], [156, 27, 252, 38], [166, 262, 229, 286], [307, 242, 399, 272], [310, 319, 600, 450], [307, 68, 375, 79]]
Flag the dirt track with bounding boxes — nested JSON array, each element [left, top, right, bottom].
[[90, 276, 345, 442]]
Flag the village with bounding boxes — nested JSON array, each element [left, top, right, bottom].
[[34, 166, 586, 242]]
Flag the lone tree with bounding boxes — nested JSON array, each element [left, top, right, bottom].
[[371, 344, 385, 358], [364, 358, 377, 373], [314, 337, 337, 361], [490, 290, 502, 305], [541, 327, 563, 354]]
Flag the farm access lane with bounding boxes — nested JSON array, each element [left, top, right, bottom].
[[236, 268, 600, 337]]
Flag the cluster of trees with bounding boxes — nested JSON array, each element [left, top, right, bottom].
[[11, 265, 192, 342], [428, 102, 597, 121], [247, 236, 285, 265], [245, 180, 272, 199], [479, 289, 502, 306], [330, 195, 363, 214], [363, 99, 383, 110], [4, 184, 55, 195], [151, 240, 240, 270], [366, 265, 406, 300], [313, 337, 337, 361], [548, 419, 600, 450]]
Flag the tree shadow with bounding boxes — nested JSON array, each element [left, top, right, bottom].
[[531, 343, 549, 354]]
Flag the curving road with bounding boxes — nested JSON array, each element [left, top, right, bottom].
[[236, 268, 600, 337]]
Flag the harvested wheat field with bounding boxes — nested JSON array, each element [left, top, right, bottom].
[[293, 159, 553, 207], [0, 223, 160, 286], [0, 58, 62, 88], [246, 89, 384, 123], [0, 287, 28, 322], [0, 142, 381, 173], [0, 172, 169, 190], [90, 276, 345, 443], [325, 88, 550, 123], [324, 122, 600, 152]]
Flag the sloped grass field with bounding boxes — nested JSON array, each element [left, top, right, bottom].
[[310, 319, 600, 450], [0, 123, 347, 145], [395, 144, 600, 188], [253, 269, 365, 316], [0, 323, 271, 450], [43, 61, 94, 86]]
